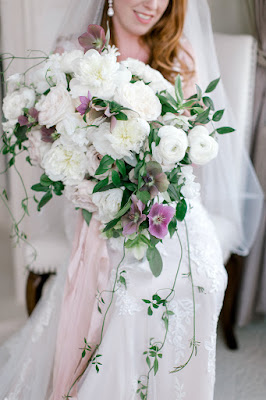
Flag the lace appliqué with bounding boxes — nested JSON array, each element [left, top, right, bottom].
[[204, 315, 218, 388], [175, 377, 186, 400]]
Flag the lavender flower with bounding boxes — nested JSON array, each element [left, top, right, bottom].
[[76, 91, 92, 116], [78, 24, 106, 53], [141, 161, 169, 198], [148, 203, 175, 239], [18, 107, 39, 128], [122, 195, 147, 235]]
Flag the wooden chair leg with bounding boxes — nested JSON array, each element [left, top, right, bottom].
[[221, 254, 243, 350], [26, 271, 55, 316]]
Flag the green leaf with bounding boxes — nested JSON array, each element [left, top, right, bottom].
[[103, 217, 120, 232], [175, 74, 183, 104], [37, 190, 52, 211], [216, 126, 235, 134], [213, 109, 224, 122], [21, 198, 29, 216], [202, 96, 215, 111], [115, 199, 131, 219], [92, 177, 109, 193], [115, 112, 128, 121], [176, 199, 187, 221], [195, 84, 202, 101], [168, 217, 177, 238], [116, 159, 126, 177], [154, 358, 159, 375], [167, 184, 180, 202], [82, 209, 92, 226], [137, 190, 150, 204], [123, 182, 137, 191], [166, 310, 175, 315], [53, 181, 64, 195], [112, 170, 121, 187], [8, 157, 15, 167], [139, 234, 152, 247], [2, 146, 9, 155], [195, 107, 210, 124], [95, 155, 114, 176], [205, 77, 220, 93], [148, 306, 153, 316], [26, 155, 32, 165], [146, 356, 151, 368], [31, 183, 50, 192], [40, 173, 52, 187], [146, 247, 163, 277]]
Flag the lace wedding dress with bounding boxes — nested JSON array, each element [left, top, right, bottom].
[[0, 196, 227, 400]]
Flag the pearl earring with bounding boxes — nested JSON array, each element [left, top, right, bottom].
[[107, 0, 114, 17]]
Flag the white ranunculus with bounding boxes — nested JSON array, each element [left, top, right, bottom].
[[70, 49, 131, 99], [31, 57, 67, 94], [2, 87, 35, 121], [188, 126, 218, 165], [27, 129, 52, 166], [56, 113, 90, 147], [92, 188, 123, 224], [65, 180, 98, 212], [121, 58, 174, 95], [6, 73, 24, 93], [152, 125, 188, 171], [91, 118, 150, 160], [60, 50, 84, 74], [42, 136, 87, 185], [162, 113, 190, 130], [114, 81, 162, 121], [36, 84, 74, 128], [179, 166, 200, 199]]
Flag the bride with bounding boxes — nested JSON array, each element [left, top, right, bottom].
[[0, 0, 263, 399]]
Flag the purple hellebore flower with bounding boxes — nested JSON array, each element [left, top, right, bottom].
[[78, 24, 106, 53], [122, 195, 147, 236], [76, 91, 92, 116], [148, 203, 175, 239], [141, 161, 169, 198], [40, 126, 56, 143], [18, 107, 39, 127]]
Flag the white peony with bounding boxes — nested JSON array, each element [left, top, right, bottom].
[[114, 81, 162, 121], [179, 166, 200, 199], [27, 129, 52, 166], [152, 125, 188, 171], [36, 84, 74, 128], [31, 57, 67, 94], [2, 87, 35, 122], [188, 126, 218, 165], [70, 49, 131, 99], [91, 118, 150, 160], [42, 136, 87, 185], [56, 113, 90, 147], [65, 180, 98, 212], [60, 50, 84, 74], [92, 188, 123, 224]]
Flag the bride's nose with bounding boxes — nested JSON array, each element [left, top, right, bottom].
[[143, 0, 159, 11]]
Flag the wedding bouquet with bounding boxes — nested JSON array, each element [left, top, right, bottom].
[[1, 25, 231, 276]]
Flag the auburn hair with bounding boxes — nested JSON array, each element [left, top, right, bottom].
[[101, 0, 195, 85]]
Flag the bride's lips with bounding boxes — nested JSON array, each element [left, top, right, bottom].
[[134, 10, 154, 24]]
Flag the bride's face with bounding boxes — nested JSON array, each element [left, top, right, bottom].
[[112, 0, 170, 37]]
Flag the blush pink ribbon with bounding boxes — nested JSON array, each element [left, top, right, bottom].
[[51, 211, 111, 399]]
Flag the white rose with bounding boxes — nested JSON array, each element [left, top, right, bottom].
[[65, 180, 98, 212], [92, 188, 123, 224], [70, 49, 131, 99], [188, 126, 218, 165], [31, 57, 67, 94], [60, 50, 84, 74], [36, 84, 74, 128], [114, 81, 162, 121], [152, 125, 188, 170], [2, 87, 35, 121], [56, 113, 90, 147], [91, 118, 150, 160], [27, 129, 52, 166], [42, 136, 87, 185]]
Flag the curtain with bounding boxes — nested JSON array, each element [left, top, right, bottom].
[[237, 0, 266, 326]]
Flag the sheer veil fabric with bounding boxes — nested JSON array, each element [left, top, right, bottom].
[[0, 1, 263, 399]]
